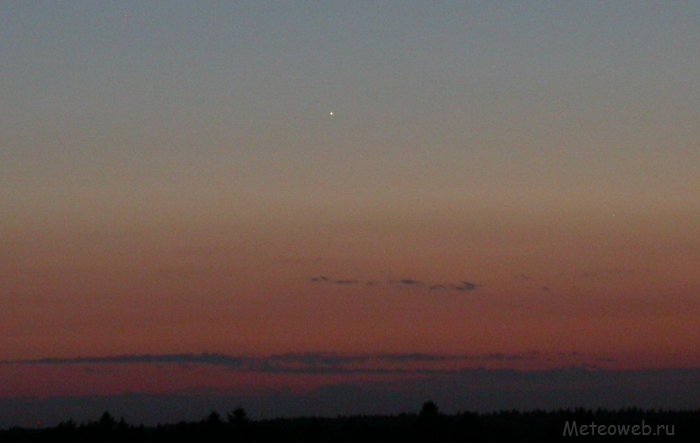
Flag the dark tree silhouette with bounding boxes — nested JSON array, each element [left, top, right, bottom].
[[419, 401, 440, 420], [228, 407, 248, 425], [2, 406, 699, 442], [205, 411, 222, 426], [98, 411, 116, 430]]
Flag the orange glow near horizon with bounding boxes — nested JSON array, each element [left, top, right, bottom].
[[2, 2, 700, 406]]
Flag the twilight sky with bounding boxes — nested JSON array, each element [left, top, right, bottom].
[[1, 1, 700, 421]]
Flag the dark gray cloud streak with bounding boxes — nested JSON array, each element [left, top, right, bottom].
[[453, 281, 478, 291], [310, 277, 480, 292], [3, 351, 591, 375], [396, 279, 424, 286], [309, 276, 359, 285]]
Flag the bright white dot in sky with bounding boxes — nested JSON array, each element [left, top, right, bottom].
[[329, 111, 334, 116]]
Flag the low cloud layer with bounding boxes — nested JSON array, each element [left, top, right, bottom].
[[4, 351, 607, 375], [2, 367, 699, 428]]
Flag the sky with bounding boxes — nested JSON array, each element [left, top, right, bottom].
[[1, 1, 700, 424]]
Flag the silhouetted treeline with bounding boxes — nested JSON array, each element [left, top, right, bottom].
[[2, 404, 700, 442]]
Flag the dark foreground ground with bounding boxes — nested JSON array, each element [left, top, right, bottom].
[[2, 406, 699, 442]]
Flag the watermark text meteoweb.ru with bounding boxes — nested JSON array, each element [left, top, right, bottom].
[[563, 420, 675, 437]]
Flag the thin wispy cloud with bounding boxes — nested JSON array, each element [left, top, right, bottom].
[[453, 281, 478, 292], [556, 268, 637, 280], [334, 279, 359, 285], [310, 276, 481, 293], [309, 276, 360, 285], [395, 279, 424, 287], [3, 351, 610, 375]]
